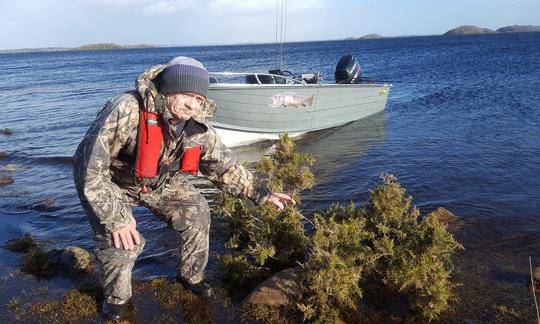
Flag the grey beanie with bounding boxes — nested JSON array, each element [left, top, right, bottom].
[[157, 56, 209, 97]]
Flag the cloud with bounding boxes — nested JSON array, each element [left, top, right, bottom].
[[207, 0, 328, 14], [143, 0, 197, 15], [82, 0, 328, 15]]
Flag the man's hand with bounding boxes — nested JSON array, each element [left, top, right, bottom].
[[112, 218, 141, 250], [266, 193, 296, 210]]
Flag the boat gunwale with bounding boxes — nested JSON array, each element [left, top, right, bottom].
[[209, 83, 390, 90], [209, 71, 392, 89]]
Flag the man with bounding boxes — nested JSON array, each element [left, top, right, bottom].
[[73, 57, 293, 321]]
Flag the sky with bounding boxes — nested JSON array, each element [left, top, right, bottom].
[[0, 0, 539, 50]]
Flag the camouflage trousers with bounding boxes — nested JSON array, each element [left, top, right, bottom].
[[78, 175, 210, 304]]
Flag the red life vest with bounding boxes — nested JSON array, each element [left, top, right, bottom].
[[134, 102, 201, 193]]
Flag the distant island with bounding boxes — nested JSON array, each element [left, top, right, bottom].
[[0, 43, 158, 53], [346, 34, 384, 40], [75, 43, 157, 50], [360, 34, 384, 39], [496, 25, 540, 33], [444, 24, 540, 35], [444, 25, 494, 35]]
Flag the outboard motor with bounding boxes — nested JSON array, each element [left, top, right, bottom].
[[335, 54, 361, 84]]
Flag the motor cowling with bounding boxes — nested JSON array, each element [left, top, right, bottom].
[[335, 54, 361, 84]]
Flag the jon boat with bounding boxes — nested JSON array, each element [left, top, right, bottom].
[[207, 54, 391, 147]]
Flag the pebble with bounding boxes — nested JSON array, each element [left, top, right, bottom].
[[0, 175, 14, 186], [1, 164, 25, 172]]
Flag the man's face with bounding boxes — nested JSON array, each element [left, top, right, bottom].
[[165, 92, 205, 122]]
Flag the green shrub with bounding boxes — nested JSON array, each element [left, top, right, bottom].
[[218, 134, 313, 291], [219, 135, 462, 322]]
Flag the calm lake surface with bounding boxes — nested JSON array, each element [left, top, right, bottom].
[[1, 33, 539, 288]]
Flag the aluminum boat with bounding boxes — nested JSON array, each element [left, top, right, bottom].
[[207, 55, 391, 147]]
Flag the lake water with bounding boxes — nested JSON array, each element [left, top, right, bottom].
[[0, 33, 539, 300]]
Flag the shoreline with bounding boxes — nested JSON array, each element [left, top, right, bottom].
[[2, 30, 539, 54], [1, 212, 538, 322]]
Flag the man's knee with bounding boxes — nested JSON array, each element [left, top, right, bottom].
[[169, 201, 211, 232], [94, 234, 146, 264]]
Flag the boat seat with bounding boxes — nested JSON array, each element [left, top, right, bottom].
[[245, 75, 259, 84], [257, 75, 276, 84], [245, 74, 276, 84]]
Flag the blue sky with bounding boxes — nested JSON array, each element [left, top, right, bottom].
[[1, 0, 539, 50]]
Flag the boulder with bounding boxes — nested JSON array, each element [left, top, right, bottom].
[[48, 246, 93, 274], [0, 175, 14, 186], [2, 128, 13, 135], [241, 267, 302, 307]]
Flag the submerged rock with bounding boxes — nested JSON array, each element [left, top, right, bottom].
[[0, 175, 14, 186], [1, 164, 26, 172], [28, 197, 57, 211], [2, 128, 13, 135], [4, 235, 40, 253], [241, 267, 302, 307], [426, 207, 461, 225], [8, 235, 94, 278]]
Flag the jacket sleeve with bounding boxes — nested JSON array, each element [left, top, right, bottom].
[[198, 125, 272, 206], [73, 94, 138, 231]]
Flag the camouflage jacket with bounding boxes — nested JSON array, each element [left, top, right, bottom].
[[73, 64, 271, 231]]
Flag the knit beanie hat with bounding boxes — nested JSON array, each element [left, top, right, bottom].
[[156, 56, 209, 97]]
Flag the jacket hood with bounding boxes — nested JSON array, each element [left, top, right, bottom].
[[134, 64, 217, 124]]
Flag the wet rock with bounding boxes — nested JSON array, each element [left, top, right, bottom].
[[1, 164, 25, 172], [534, 267, 540, 282], [426, 207, 461, 225], [241, 267, 302, 307], [48, 247, 93, 275], [533, 266, 540, 291], [2, 128, 13, 135], [21, 247, 57, 278], [0, 175, 14, 186], [4, 235, 39, 253]]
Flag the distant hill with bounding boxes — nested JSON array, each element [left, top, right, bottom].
[[359, 34, 384, 39], [444, 25, 494, 35], [74, 43, 156, 50], [346, 34, 384, 40], [0, 43, 158, 53], [496, 25, 540, 33]]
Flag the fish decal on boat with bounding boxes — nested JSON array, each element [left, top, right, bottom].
[[269, 92, 315, 108]]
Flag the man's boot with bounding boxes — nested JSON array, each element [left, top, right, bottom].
[[102, 300, 130, 321], [177, 277, 214, 298]]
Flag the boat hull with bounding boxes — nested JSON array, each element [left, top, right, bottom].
[[207, 83, 389, 146]]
